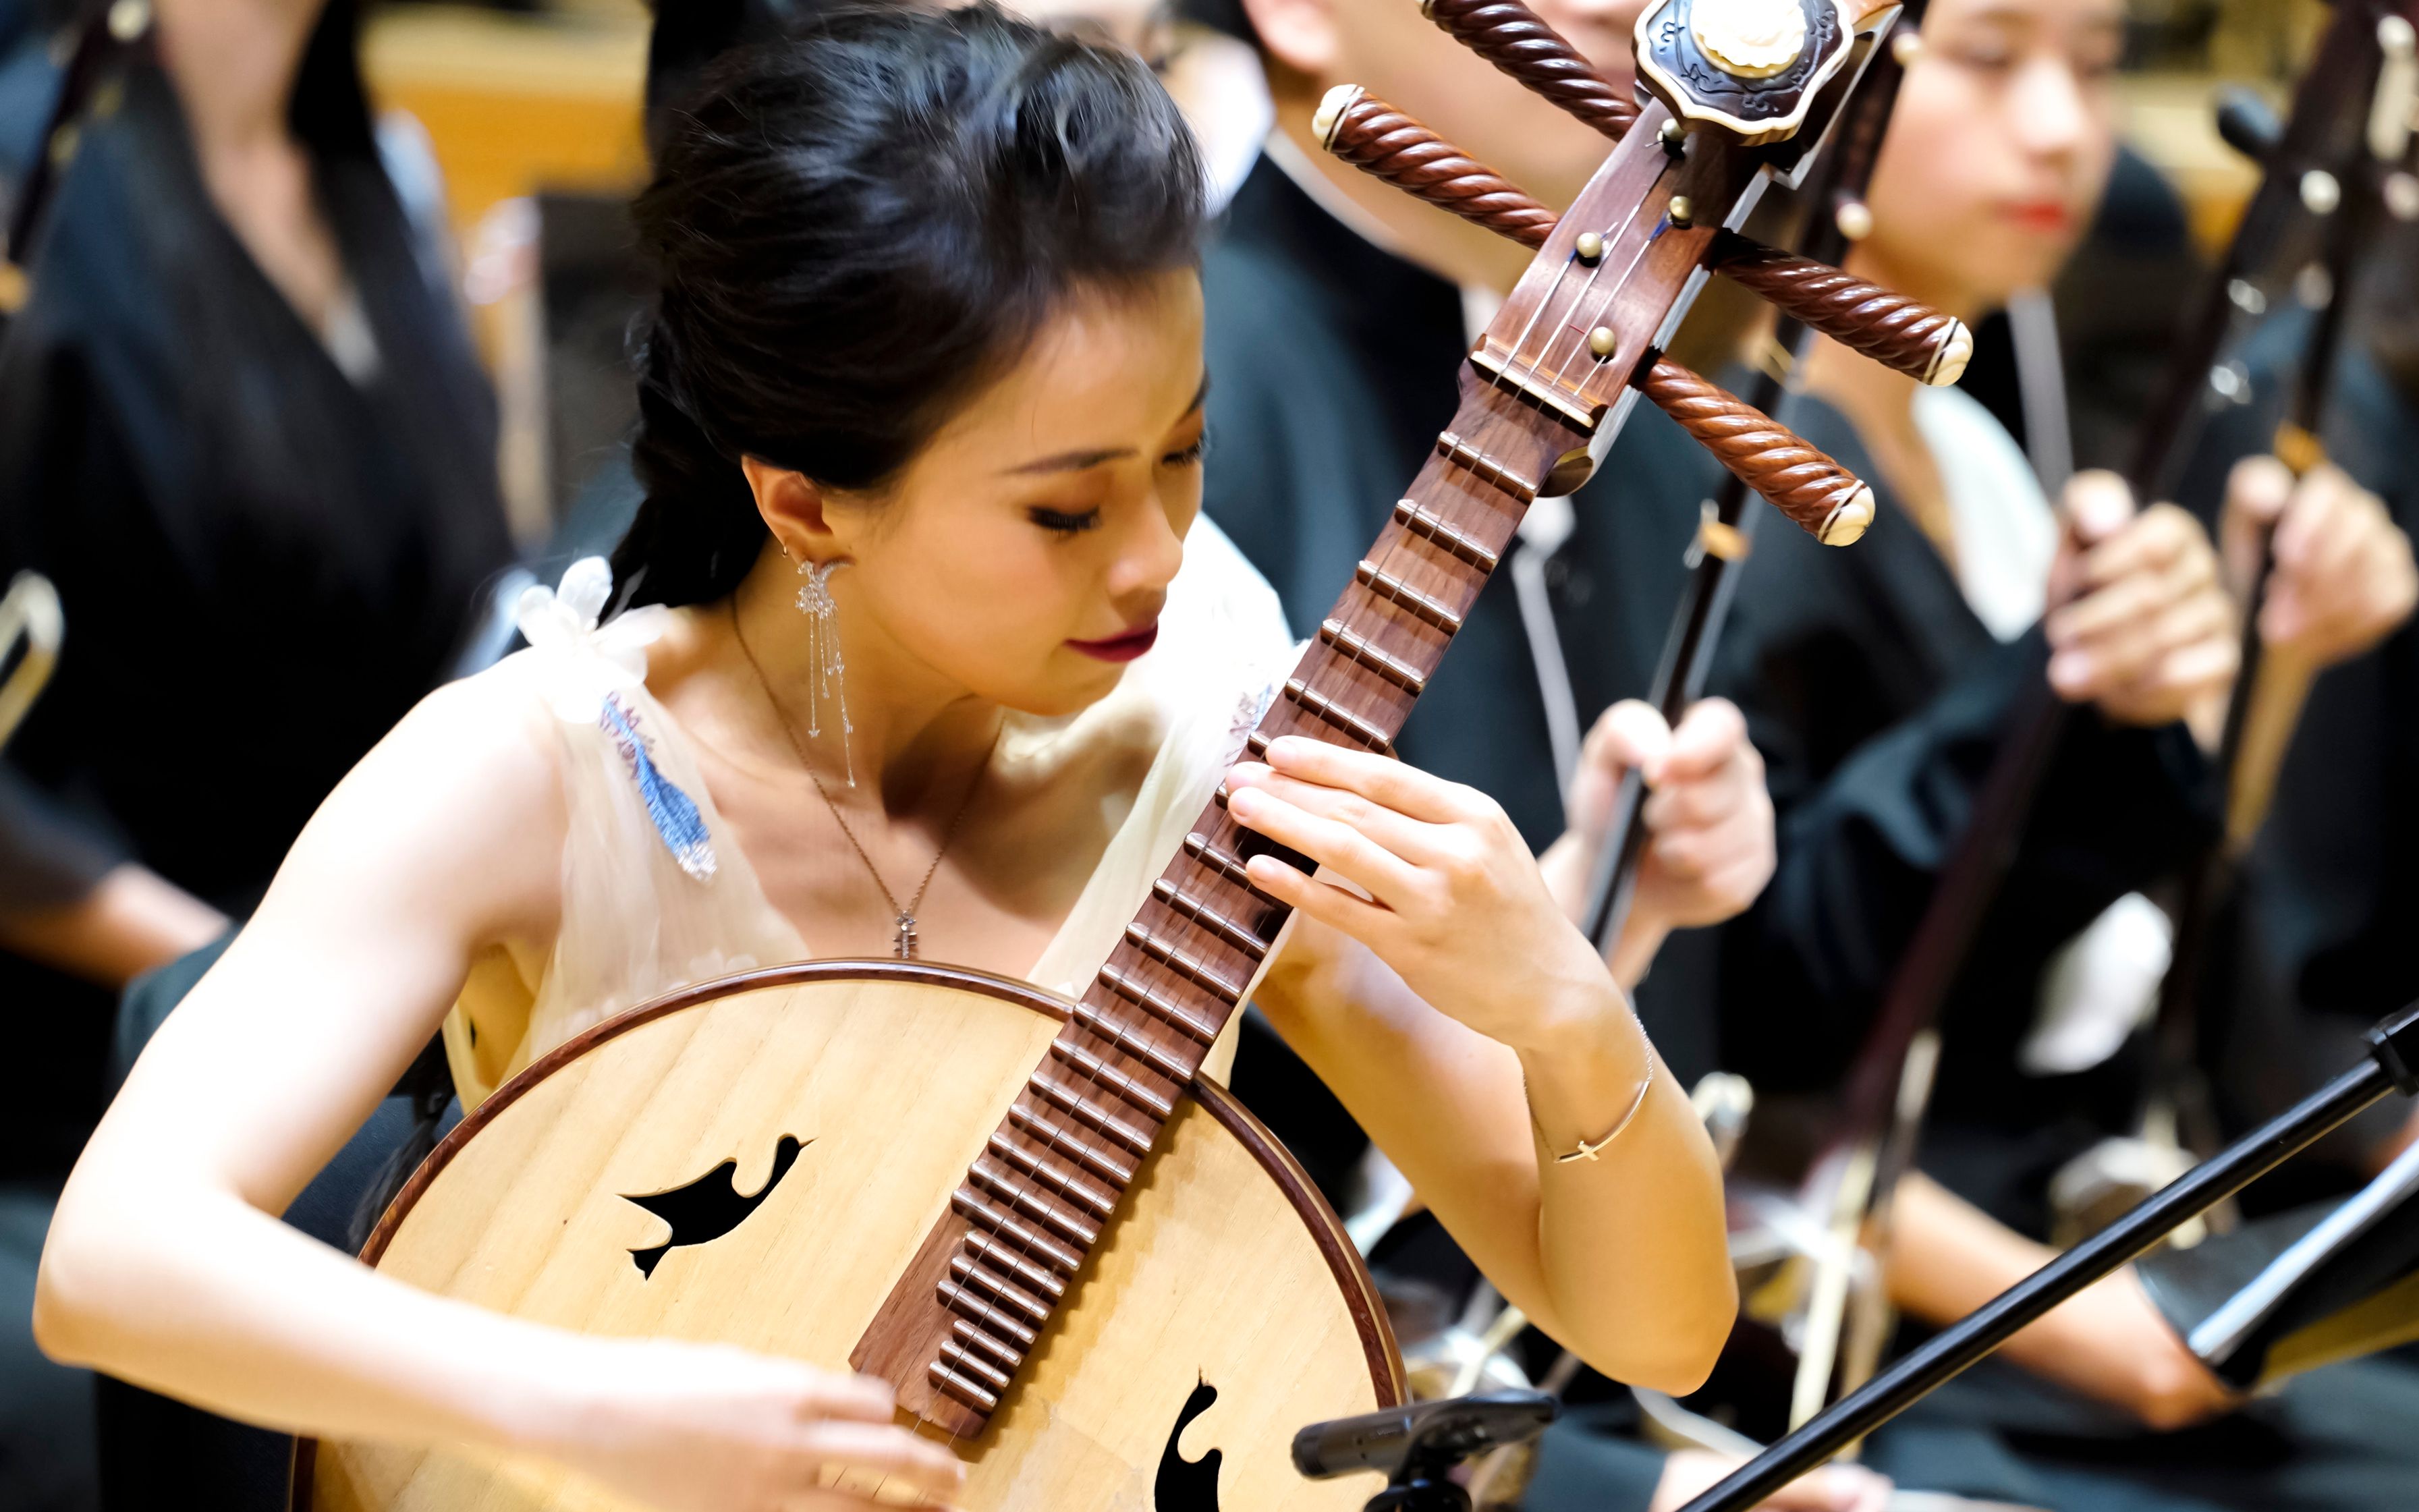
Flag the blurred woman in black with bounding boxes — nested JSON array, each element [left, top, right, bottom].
[[0, 0, 510, 1503]]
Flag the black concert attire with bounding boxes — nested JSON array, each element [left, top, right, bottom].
[[0, 13, 510, 1505], [1702, 395, 2218, 1235]]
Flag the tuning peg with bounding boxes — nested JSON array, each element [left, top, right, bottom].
[[1708, 231, 1971, 386], [1316, 86, 1559, 248], [1637, 358, 1874, 545], [1419, 0, 1638, 142]]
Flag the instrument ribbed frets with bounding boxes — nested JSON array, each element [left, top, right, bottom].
[[897, 384, 1553, 1431]]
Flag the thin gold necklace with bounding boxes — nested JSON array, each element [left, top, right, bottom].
[[729, 600, 999, 960]]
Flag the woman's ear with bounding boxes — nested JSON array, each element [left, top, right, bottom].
[[742, 457, 838, 560], [1242, 0, 1341, 80]]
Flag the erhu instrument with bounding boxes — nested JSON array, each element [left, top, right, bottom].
[[1764, 0, 2419, 1443], [303, 1, 1959, 1503], [2063, 10, 2419, 1245]]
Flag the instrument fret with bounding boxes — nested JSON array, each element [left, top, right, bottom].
[[985, 1131, 1117, 1219], [950, 1185, 1088, 1275], [1097, 960, 1223, 1041], [1119, 924, 1249, 1004], [1028, 1073, 1157, 1155], [963, 1230, 1072, 1301], [1007, 1104, 1140, 1185], [1150, 878, 1272, 959], [947, 1252, 1055, 1326], [969, 1158, 1102, 1248]]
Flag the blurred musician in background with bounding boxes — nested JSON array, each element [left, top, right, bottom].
[[2171, 223, 2419, 1203], [0, 0, 511, 1502], [1699, 0, 2419, 1502]]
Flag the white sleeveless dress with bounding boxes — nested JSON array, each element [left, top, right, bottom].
[[442, 522, 1300, 1111]]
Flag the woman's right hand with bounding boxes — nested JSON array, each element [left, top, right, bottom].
[[539, 1338, 965, 1510]]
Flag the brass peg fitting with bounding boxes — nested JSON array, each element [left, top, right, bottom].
[[1588, 327, 1618, 358], [1659, 118, 1688, 153], [1575, 231, 1606, 263], [1834, 198, 1874, 240], [1668, 196, 1695, 228], [1890, 29, 1922, 65], [107, 0, 149, 41]]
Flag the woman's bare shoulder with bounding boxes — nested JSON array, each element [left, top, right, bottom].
[[261, 657, 573, 946]]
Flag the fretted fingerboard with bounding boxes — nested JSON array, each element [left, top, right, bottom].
[[851, 376, 1576, 1434]]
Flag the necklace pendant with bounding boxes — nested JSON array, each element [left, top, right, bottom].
[[894, 912, 918, 961]]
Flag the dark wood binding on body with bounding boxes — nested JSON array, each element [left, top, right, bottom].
[[1636, 357, 1875, 544], [1314, 88, 1561, 248], [1708, 230, 1970, 385], [1420, 0, 1639, 140], [292, 958, 1403, 1507]]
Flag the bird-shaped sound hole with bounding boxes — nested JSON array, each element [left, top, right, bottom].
[[1154, 1378, 1224, 1511], [619, 1135, 809, 1279]]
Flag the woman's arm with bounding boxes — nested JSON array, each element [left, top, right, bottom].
[[0, 862, 229, 987], [1230, 738, 1736, 1394], [1884, 1172, 2234, 1430], [34, 676, 961, 1511]]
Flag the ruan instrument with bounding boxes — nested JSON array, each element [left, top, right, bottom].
[[304, 0, 1951, 1503]]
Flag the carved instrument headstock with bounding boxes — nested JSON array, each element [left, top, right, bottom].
[[1333, 0, 1966, 544]]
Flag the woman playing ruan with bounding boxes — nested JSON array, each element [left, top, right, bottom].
[[32, 10, 1734, 1507]]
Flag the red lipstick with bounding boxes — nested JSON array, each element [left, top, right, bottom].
[[1067, 621, 1160, 663], [2003, 200, 2073, 233]]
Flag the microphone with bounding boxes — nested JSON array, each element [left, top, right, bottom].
[[1291, 1391, 1557, 1481]]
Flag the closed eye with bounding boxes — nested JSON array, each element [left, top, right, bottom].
[[1029, 506, 1103, 538], [1163, 432, 1209, 468]]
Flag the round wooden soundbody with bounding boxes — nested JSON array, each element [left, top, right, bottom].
[[301, 961, 1403, 1511]]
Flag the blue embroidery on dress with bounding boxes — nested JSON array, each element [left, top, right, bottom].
[[600, 694, 717, 881]]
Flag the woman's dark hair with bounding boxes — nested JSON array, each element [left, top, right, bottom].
[[613, 3, 1208, 607]]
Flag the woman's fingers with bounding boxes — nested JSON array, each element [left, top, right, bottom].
[[792, 1372, 899, 1425], [1258, 735, 1473, 823], [1224, 783, 1424, 909], [1241, 847, 1401, 943], [788, 1421, 964, 1499]]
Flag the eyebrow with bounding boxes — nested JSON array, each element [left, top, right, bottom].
[[999, 374, 1210, 476]]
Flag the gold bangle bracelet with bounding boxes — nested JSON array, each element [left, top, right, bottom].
[[1551, 1055, 1657, 1165]]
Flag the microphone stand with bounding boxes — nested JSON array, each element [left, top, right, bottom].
[[1674, 1001, 2419, 1512]]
